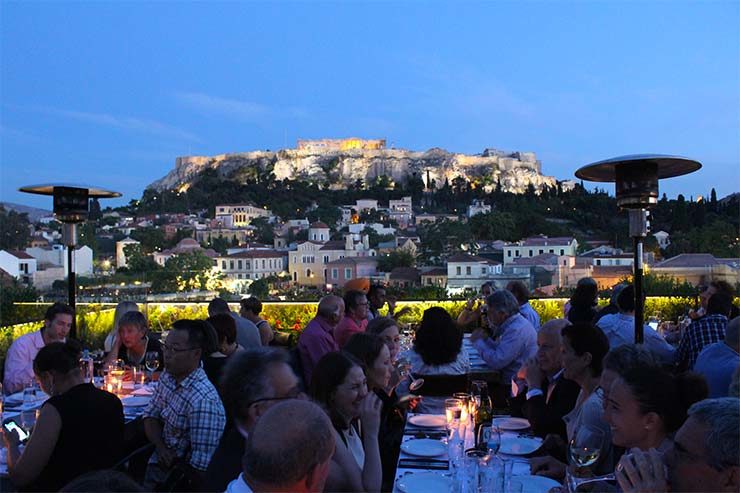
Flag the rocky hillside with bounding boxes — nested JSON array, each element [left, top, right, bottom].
[[148, 146, 557, 193]]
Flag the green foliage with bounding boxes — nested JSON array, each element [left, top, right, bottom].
[[0, 282, 39, 326], [377, 249, 416, 272], [468, 212, 517, 240], [123, 244, 160, 273], [417, 220, 475, 264], [0, 206, 31, 250], [131, 227, 166, 253]]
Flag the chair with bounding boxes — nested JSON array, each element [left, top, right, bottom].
[[112, 443, 154, 484], [413, 374, 469, 397]]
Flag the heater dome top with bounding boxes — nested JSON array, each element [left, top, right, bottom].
[[575, 154, 701, 183]]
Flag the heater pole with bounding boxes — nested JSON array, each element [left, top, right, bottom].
[[629, 209, 648, 344]]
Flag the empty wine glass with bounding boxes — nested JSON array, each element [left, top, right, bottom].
[[567, 424, 605, 492], [476, 424, 501, 456], [145, 351, 160, 382]]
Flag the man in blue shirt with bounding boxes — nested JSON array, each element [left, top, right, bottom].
[[471, 290, 537, 383], [507, 280, 541, 331], [694, 317, 739, 398], [596, 285, 676, 364]]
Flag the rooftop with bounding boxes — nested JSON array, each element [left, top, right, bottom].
[[655, 254, 740, 269]]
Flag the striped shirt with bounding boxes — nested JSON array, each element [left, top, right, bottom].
[[676, 314, 728, 370], [143, 367, 226, 471]]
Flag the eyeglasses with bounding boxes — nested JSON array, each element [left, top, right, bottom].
[[162, 343, 197, 354], [246, 388, 304, 408]]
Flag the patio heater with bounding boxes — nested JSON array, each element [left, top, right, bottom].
[[575, 155, 700, 343], [19, 184, 121, 339]]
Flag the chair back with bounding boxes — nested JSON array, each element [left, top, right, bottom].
[[413, 374, 469, 397]]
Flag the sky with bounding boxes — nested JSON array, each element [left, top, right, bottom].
[[1, 1, 738, 210]]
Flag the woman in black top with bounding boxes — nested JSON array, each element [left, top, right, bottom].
[[1, 340, 124, 492], [103, 310, 163, 370]]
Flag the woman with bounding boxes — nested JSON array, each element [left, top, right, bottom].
[[103, 311, 163, 370], [567, 282, 599, 324], [1, 340, 124, 492], [366, 316, 401, 362], [399, 306, 469, 413], [600, 344, 656, 403], [103, 301, 139, 353], [531, 322, 612, 479], [239, 296, 274, 346], [310, 351, 382, 493], [604, 367, 707, 453], [202, 314, 242, 387], [344, 333, 401, 491], [457, 282, 494, 329]]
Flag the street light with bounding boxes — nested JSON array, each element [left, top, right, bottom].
[[575, 154, 700, 343], [19, 183, 121, 338]]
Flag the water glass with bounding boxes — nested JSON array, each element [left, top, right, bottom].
[[22, 383, 37, 406], [445, 398, 463, 431], [454, 454, 481, 493], [477, 424, 502, 455]]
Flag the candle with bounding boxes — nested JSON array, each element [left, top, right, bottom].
[[106, 383, 114, 393]]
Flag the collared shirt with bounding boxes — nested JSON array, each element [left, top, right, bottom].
[[143, 367, 226, 471], [473, 313, 537, 383], [523, 369, 565, 401], [225, 474, 254, 493], [597, 313, 676, 364], [519, 302, 541, 331], [298, 316, 339, 384], [334, 316, 368, 348], [229, 312, 262, 349], [676, 314, 728, 370], [694, 342, 740, 398], [3, 330, 45, 394]]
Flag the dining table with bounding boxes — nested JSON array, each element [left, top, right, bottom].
[[393, 411, 563, 493]]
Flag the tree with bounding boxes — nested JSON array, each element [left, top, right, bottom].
[[468, 212, 517, 240], [377, 249, 416, 272], [88, 198, 102, 221], [0, 206, 31, 250], [131, 227, 166, 253], [0, 281, 38, 326], [123, 244, 160, 273], [152, 251, 219, 293]]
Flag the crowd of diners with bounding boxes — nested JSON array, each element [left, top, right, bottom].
[[0, 279, 737, 492]]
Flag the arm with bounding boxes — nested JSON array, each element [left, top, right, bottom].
[[324, 429, 364, 493], [3, 340, 33, 394], [2, 404, 61, 487], [457, 299, 480, 327], [187, 399, 226, 471], [360, 394, 383, 493], [257, 320, 274, 346], [143, 417, 177, 468], [644, 328, 677, 365], [102, 335, 123, 368], [473, 329, 522, 370]]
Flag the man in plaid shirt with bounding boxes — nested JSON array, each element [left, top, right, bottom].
[[677, 292, 733, 370], [143, 320, 226, 488]]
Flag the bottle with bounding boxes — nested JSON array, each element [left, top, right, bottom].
[[474, 385, 493, 441], [80, 349, 94, 384]]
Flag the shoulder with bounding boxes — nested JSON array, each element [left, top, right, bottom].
[[8, 330, 39, 351], [147, 337, 163, 351]]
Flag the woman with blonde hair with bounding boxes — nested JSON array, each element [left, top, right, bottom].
[[103, 301, 139, 352]]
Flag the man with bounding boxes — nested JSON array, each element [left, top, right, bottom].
[[367, 284, 410, 321], [204, 348, 304, 492], [677, 292, 733, 370], [470, 290, 537, 384], [596, 284, 676, 364], [457, 281, 495, 328], [690, 280, 736, 320], [506, 281, 541, 330], [3, 302, 74, 393], [209, 297, 261, 349], [616, 397, 739, 493], [239, 297, 274, 346], [297, 295, 344, 385], [593, 283, 627, 324], [333, 290, 369, 348], [694, 316, 740, 398], [225, 400, 335, 493], [143, 320, 226, 489], [509, 319, 580, 439]]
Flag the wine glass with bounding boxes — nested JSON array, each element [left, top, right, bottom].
[[145, 351, 160, 382], [567, 424, 605, 492], [476, 424, 501, 456]]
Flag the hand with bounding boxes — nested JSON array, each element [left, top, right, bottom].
[[530, 455, 567, 480], [360, 392, 382, 438], [0, 426, 21, 449], [470, 328, 486, 343], [524, 358, 544, 390], [386, 296, 397, 313], [394, 306, 412, 319], [396, 395, 421, 411], [466, 298, 476, 310], [616, 449, 668, 493], [156, 444, 177, 468]]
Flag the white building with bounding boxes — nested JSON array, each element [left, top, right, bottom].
[[0, 250, 37, 283], [653, 230, 671, 250], [116, 237, 140, 268], [308, 222, 331, 243], [355, 199, 379, 212], [26, 245, 94, 276], [503, 236, 578, 264], [215, 203, 273, 227], [467, 200, 491, 218], [349, 223, 396, 237], [215, 249, 288, 290], [446, 253, 502, 293], [388, 196, 413, 228]]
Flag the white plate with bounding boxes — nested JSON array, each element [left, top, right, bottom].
[[408, 414, 446, 428], [400, 439, 447, 457], [121, 396, 149, 407], [499, 436, 542, 455], [397, 472, 452, 493], [511, 475, 561, 493], [493, 417, 531, 431]]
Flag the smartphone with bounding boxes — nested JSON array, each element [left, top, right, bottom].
[[3, 420, 30, 443]]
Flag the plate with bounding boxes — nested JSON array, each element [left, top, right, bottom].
[[397, 472, 452, 493], [408, 415, 446, 428], [493, 417, 531, 431], [121, 396, 149, 407], [499, 436, 542, 455], [400, 439, 447, 457], [511, 475, 561, 493]]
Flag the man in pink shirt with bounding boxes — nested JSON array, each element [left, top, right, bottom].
[[333, 290, 369, 348], [3, 302, 74, 394], [297, 295, 344, 386]]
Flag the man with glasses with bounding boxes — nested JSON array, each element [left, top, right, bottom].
[[616, 397, 739, 493], [204, 348, 305, 492], [143, 320, 226, 490]]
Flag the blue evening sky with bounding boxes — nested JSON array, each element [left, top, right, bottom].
[[1, 1, 738, 209]]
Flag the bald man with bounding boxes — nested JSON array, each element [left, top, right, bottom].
[[226, 400, 335, 493], [509, 319, 580, 440], [297, 295, 344, 385]]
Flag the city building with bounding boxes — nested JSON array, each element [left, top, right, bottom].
[[420, 267, 448, 287], [297, 138, 386, 152], [388, 267, 421, 289], [289, 234, 376, 286], [388, 196, 413, 228], [26, 245, 94, 276], [308, 222, 331, 243], [446, 253, 503, 293], [467, 200, 491, 218], [325, 257, 378, 289], [116, 237, 140, 268], [502, 236, 578, 264], [214, 203, 273, 227], [215, 249, 288, 289], [0, 250, 37, 284], [651, 254, 740, 286], [153, 238, 218, 266]]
